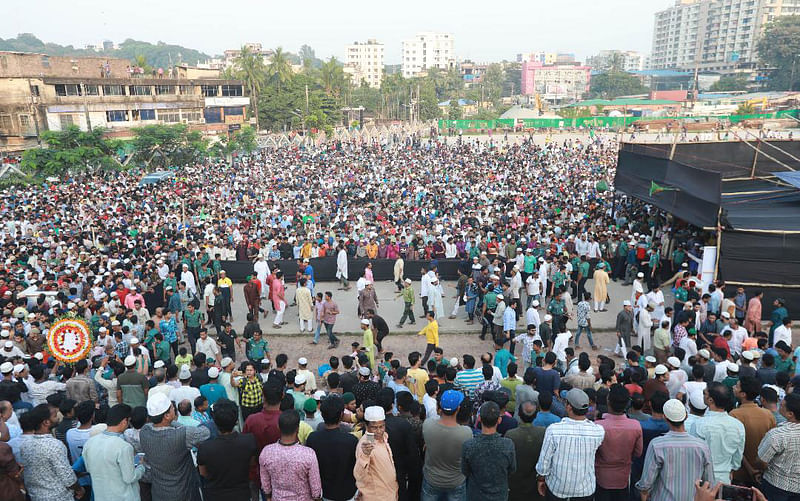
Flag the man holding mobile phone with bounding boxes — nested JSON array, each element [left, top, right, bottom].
[[354, 406, 397, 500]]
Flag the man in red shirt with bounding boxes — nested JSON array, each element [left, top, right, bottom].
[[243, 383, 283, 498], [595, 385, 643, 501]]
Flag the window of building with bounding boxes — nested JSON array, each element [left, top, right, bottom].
[[221, 84, 243, 96], [84, 85, 99, 96], [182, 110, 202, 122], [103, 85, 125, 96], [18, 114, 32, 130], [59, 114, 75, 129], [54, 84, 82, 97], [106, 110, 128, 122], [129, 85, 152, 96], [179, 85, 194, 95], [30, 85, 40, 97], [0, 115, 12, 131], [200, 85, 218, 97], [140, 109, 156, 120], [155, 85, 176, 95], [158, 111, 181, 123]]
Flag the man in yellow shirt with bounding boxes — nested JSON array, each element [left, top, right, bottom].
[[366, 240, 379, 260], [406, 351, 429, 401], [418, 311, 439, 364], [217, 270, 234, 320]]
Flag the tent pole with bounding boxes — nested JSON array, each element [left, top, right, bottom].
[[713, 207, 722, 282]]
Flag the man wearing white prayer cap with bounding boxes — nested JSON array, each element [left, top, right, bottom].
[[355, 406, 398, 500]]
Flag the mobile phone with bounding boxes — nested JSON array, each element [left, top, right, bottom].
[[719, 484, 752, 501], [365, 432, 375, 443], [134, 453, 145, 466]]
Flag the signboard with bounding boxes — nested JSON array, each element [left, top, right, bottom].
[[228, 124, 242, 131]]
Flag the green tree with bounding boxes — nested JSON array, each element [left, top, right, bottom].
[[133, 54, 151, 74], [482, 63, 505, 104], [319, 57, 347, 98], [130, 124, 208, 169], [232, 45, 266, 130], [211, 126, 257, 161], [21, 126, 121, 177], [709, 75, 750, 92], [267, 47, 294, 93], [757, 16, 800, 90], [589, 71, 648, 99], [417, 80, 441, 120], [448, 100, 463, 120], [736, 102, 755, 115]]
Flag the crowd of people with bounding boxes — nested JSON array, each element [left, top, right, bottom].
[[0, 134, 795, 501]]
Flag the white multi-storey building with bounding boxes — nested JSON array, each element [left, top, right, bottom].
[[651, 0, 800, 72], [401, 32, 455, 78], [345, 39, 384, 88], [587, 50, 646, 72]]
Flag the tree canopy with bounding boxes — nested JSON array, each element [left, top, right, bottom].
[[589, 71, 649, 99], [709, 75, 750, 92], [757, 16, 800, 91], [20, 126, 122, 177]]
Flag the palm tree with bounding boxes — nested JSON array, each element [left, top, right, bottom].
[[233, 45, 266, 130], [267, 47, 293, 93], [320, 57, 346, 98], [609, 52, 625, 73]]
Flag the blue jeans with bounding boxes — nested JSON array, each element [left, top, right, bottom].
[[762, 480, 800, 501], [314, 321, 322, 343], [324, 322, 338, 345], [575, 325, 594, 347], [421, 477, 466, 501]]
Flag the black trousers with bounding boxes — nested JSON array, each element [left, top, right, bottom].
[[594, 486, 625, 501], [421, 296, 429, 316]]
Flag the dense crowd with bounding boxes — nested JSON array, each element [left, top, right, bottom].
[[0, 134, 795, 501]]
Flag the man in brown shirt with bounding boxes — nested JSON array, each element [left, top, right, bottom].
[[731, 376, 776, 485]]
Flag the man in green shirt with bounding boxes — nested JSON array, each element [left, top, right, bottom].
[[397, 278, 416, 328], [577, 256, 590, 299], [547, 294, 567, 333], [184, 302, 203, 354], [154, 333, 171, 363], [240, 330, 268, 364]]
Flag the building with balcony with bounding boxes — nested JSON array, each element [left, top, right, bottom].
[[345, 39, 384, 88], [587, 50, 647, 72], [401, 32, 455, 78], [650, 0, 800, 72], [0, 52, 247, 152]]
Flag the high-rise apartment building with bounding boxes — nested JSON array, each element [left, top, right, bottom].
[[345, 39, 384, 88], [587, 50, 646, 72], [650, 0, 800, 72], [401, 32, 455, 78]]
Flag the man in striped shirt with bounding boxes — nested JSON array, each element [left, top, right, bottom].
[[636, 399, 715, 501], [758, 392, 800, 500], [536, 388, 605, 500], [454, 354, 483, 400]]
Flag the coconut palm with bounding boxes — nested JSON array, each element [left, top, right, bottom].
[[233, 45, 266, 130], [267, 47, 293, 93]]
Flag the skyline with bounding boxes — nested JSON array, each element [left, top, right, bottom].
[[4, 0, 674, 64]]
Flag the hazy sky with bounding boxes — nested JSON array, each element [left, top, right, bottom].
[[4, 0, 675, 63]]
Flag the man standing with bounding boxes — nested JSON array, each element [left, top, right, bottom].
[[367, 309, 390, 353], [354, 406, 399, 501], [19, 404, 84, 500], [306, 395, 358, 501], [461, 401, 516, 501], [595, 385, 643, 501], [82, 404, 146, 501], [758, 392, 800, 500], [259, 410, 322, 501], [271, 271, 287, 329], [421, 390, 473, 501], [117, 355, 149, 408], [322, 291, 340, 349], [615, 300, 634, 356], [730, 376, 776, 486], [217, 270, 234, 321], [692, 382, 746, 483], [420, 266, 432, 318], [417, 312, 439, 365], [336, 244, 350, 290], [140, 393, 210, 501], [506, 401, 546, 501], [636, 399, 715, 501], [536, 388, 605, 500]]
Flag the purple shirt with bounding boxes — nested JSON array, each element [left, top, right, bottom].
[[260, 442, 322, 501]]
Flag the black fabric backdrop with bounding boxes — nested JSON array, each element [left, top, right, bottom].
[[220, 258, 465, 283], [620, 140, 800, 178], [615, 150, 722, 227]]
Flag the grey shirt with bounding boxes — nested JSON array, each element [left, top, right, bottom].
[[422, 420, 473, 489]]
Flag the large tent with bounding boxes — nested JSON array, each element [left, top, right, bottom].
[[615, 139, 800, 315]]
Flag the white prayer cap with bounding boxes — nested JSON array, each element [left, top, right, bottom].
[[364, 406, 386, 422]]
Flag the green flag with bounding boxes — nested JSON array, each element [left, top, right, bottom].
[[649, 181, 678, 196]]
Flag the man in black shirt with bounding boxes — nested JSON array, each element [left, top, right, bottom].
[[377, 388, 420, 501], [197, 398, 258, 501], [339, 356, 359, 395], [366, 309, 390, 353], [352, 367, 380, 407], [190, 353, 210, 388], [0, 361, 28, 405], [305, 395, 358, 501]]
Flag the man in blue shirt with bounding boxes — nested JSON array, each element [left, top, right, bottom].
[[533, 392, 562, 428], [199, 367, 227, 406], [503, 302, 517, 354]]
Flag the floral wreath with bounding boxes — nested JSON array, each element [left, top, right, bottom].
[[46, 316, 92, 364]]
